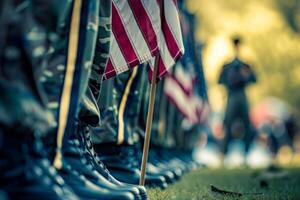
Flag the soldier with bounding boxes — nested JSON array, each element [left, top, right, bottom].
[[41, 0, 144, 199], [0, 0, 79, 199], [218, 36, 256, 158]]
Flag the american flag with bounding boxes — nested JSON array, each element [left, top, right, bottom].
[[103, 0, 184, 80], [164, 64, 209, 124]]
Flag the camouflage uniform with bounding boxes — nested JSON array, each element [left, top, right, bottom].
[[79, 0, 112, 127], [0, 0, 57, 135], [0, 1, 79, 199], [92, 65, 147, 145], [38, 0, 102, 171]]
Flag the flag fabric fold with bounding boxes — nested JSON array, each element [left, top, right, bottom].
[[164, 64, 209, 125], [103, 0, 184, 80]]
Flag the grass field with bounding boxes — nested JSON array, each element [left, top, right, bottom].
[[148, 168, 300, 200]]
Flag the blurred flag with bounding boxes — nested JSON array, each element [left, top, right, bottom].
[[162, 2, 209, 125], [104, 0, 184, 80], [179, 5, 208, 102], [194, 95, 210, 123], [164, 64, 208, 124]]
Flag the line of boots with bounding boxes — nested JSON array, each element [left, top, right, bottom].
[[0, 0, 201, 199]]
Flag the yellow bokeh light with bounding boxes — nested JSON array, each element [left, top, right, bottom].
[[186, 0, 300, 117]]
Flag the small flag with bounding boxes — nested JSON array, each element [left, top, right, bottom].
[[104, 0, 184, 80], [164, 64, 209, 124], [148, 0, 185, 80]]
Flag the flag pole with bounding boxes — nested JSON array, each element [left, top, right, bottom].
[[139, 55, 159, 186], [140, 0, 163, 186]]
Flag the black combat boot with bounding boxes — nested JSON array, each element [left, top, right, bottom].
[[132, 141, 176, 184], [95, 143, 168, 189], [60, 121, 138, 200], [0, 0, 79, 198], [58, 162, 135, 200], [0, 129, 79, 200], [83, 125, 148, 200], [43, 123, 135, 200]]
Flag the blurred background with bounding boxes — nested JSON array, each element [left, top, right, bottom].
[[185, 0, 300, 168]]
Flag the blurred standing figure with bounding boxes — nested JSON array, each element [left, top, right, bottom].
[[218, 37, 256, 156]]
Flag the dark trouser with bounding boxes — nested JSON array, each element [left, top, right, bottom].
[[42, 0, 100, 166], [93, 65, 147, 145], [0, 0, 57, 187], [222, 91, 254, 154], [0, 0, 55, 134]]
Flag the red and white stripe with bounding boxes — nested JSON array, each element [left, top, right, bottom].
[[164, 74, 199, 124], [103, 0, 184, 80], [173, 63, 194, 95], [149, 0, 184, 79], [164, 64, 209, 125]]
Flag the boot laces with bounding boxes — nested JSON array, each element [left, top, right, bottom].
[[82, 126, 110, 175]]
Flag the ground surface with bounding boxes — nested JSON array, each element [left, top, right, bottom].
[[148, 168, 300, 200]]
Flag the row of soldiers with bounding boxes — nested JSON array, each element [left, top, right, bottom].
[[0, 0, 208, 199]]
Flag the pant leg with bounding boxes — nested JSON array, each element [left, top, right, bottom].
[[241, 99, 254, 154], [149, 78, 166, 146], [92, 67, 139, 145], [222, 123, 233, 154], [164, 103, 177, 148], [0, 0, 55, 134], [79, 0, 112, 127], [124, 65, 148, 139], [41, 0, 100, 167]]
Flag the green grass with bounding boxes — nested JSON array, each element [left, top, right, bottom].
[[147, 168, 300, 200]]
